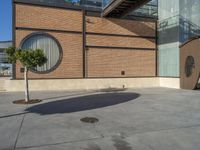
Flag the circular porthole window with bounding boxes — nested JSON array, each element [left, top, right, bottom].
[[21, 33, 62, 73]]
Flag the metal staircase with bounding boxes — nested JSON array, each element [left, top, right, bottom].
[[103, 0, 150, 18]]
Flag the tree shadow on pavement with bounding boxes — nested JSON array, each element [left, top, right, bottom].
[[26, 92, 140, 115]]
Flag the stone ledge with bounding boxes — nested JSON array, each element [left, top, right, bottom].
[[1, 77, 181, 92]]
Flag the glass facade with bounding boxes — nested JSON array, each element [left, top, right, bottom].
[[131, 0, 158, 18], [102, 0, 111, 7], [0, 51, 7, 63], [103, 0, 158, 18], [158, 0, 200, 77], [158, 0, 180, 77], [0, 41, 12, 77], [179, 0, 200, 43], [16, 0, 103, 10], [81, 0, 102, 8]]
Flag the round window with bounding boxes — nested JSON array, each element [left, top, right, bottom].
[[21, 33, 62, 73]]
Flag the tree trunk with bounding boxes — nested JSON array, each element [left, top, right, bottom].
[[24, 67, 30, 102]]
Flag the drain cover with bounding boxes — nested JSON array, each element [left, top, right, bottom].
[[80, 117, 99, 123]]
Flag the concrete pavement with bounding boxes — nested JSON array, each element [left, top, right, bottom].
[[0, 88, 200, 150]]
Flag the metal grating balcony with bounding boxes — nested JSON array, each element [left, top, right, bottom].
[[103, 0, 151, 18]]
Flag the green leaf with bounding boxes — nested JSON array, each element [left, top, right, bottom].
[[5, 47, 48, 69], [5, 46, 18, 63]]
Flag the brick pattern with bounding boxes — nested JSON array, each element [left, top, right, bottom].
[[15, 30, 83, 79], [85, 16, 156, 77], [87, 48, 156, 77], [16, 4, 83, 31], [87, 34, 155, 49], [86, 16, 155, 37], [15, 3, 156, 79]]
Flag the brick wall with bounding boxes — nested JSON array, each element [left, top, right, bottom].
[[15, 30, 83, 79], [14, 3, 156, 79], [86, 16, 155, 36], [87, 48, 156, 77], [15, 4, 83, 79], [87, 35, 155, 48], [86, 16, 156, 77], [16, 4, 82, 31]]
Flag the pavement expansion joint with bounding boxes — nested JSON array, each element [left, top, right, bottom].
[[15, 136, 104, 150], [13, 105, 28, 150]]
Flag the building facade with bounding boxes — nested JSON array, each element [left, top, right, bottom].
[[10, 0, 200, 90], [0, 41, 12, 77], [158, 0, 200, 77], [13, 0, 157, 79]]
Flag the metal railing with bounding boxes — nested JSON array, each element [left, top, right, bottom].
[[158, 14, 200, 43]]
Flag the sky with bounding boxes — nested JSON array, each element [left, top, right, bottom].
[[0, 0, 12, 41]]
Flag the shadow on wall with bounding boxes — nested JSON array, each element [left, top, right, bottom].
[[26, 92, 140, 115], [108, 18, 156, 43], [196, 79, 200, 89]]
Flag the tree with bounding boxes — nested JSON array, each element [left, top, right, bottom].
[[5, 46, 47, 103]]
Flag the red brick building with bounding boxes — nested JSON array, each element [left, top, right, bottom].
[[13, 0, 157, 79]]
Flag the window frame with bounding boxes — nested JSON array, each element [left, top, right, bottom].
[[20, 32, 63, 74]]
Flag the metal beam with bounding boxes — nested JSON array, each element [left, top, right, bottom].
[[102, 0, 150, 18]]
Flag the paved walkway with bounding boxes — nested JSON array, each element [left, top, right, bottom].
[[0, 88, 200, 150]]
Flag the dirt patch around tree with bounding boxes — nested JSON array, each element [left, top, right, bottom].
[[13, 99, 42, 104]]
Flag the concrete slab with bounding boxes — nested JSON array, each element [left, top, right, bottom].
[[0, 116, 24, 150], [0, 92, 27, 150], [16, 126, 200, 150], [0, 88, 200, 150]]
